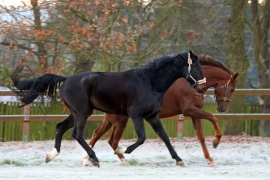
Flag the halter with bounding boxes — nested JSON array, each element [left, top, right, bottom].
[[214, 73, 233, 102], [186, 53, 206, 87]]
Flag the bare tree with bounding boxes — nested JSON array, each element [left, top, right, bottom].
[[250, 0, 270, 136], [225, 0, 249, 135]]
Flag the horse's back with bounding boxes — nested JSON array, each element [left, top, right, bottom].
[[87, 70, 152, 114], [60, 70, 150, 115]]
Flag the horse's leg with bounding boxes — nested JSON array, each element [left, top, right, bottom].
[[114, 115, 146, 155], [191, 118, 215, 166], [46, 114, 74, 163], [108, 116, 128, 160], [89, 116, 112, 148], [82, 115, 113, 166], [146, 115, 184, 166], [182, 107, 222, 148], [73, 112, 100, 167]]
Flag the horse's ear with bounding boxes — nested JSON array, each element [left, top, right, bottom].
[[233, 72, 239, 80], [188, 50, 197, 61], [188, 49, 193, 56]]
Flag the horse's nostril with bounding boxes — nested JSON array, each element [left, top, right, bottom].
[[197, 87, 204, 93], [217, 106, 227, 112]]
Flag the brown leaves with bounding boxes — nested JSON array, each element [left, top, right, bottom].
[[148, 21, 155, 28], [126, 42, 137, 54], [8, 42, 15, 50], [67, 24, 94, 39], [161, 31, 168, 38], [19, 57, 25, 63], [120, 16, 128, 24], [185, 30, 200, 43], [31, 29, 54, 40], [0, 0, 149, 73], [112, 33, 124, 47]]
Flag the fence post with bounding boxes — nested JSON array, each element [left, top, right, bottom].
[[23, 105, 30, 142], [1, 104, 7, 142], [177, 114, 184, 140]]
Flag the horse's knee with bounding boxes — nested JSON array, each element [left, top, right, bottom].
[[56, 122, 64, 132], [72, 131, 83, 140], [56, 121, 63, 129], [55, 117, 74, 133], [108, 139, 120, 150]]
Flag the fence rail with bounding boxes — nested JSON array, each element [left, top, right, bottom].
[[1, 89, 270, 141], [1, 113, 270, 122], [2, 88, 270, 96]]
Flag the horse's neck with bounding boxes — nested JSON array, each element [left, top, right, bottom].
[[141, 63, 183, 93], [203, 66, 231, 90]]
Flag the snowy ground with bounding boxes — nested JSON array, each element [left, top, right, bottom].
[[0, 136, 270, 180]]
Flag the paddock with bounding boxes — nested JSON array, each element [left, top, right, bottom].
[[0, 136, 269, 180]]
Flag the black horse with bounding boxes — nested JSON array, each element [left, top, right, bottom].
[[11, 50, 206, 167]]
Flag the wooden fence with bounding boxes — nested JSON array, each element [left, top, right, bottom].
[[1, 89, 270, 141]]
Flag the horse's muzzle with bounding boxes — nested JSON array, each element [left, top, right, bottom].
[[196, 83, 206, 93], [217, 102, 228, 112]]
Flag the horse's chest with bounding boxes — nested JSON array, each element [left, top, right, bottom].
[[133, 93, 163, 115]]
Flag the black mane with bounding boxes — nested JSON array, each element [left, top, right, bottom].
[[138, 53, 188, 72]]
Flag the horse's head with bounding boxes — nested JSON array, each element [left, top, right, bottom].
[[215, 72, 239, 112], [181, 50, 206, 93]]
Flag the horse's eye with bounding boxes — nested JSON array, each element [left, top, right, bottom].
[[231, 89, 235, 92]]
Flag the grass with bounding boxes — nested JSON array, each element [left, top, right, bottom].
[[0, 159, 25, 167]]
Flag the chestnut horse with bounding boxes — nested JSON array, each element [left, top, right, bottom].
[[11, 50, 206, 167], [82, 54, 238, 166]]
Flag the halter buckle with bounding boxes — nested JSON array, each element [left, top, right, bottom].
[[214, 74, 233, 102]]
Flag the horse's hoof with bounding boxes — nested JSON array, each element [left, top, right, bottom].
[[83, 162, 90, 166], [176, 161, 185, 167], [212, 141, 219, 148], [208, 161, 216, 167], [82, 160, 90, 166], [45, 148, 59, 163], [45, 155, 51, 163], [114, 147, 127, 154], [82, 153, 90, 166], [91, 161, 100, 168]]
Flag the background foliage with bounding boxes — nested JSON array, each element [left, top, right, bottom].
[[0, 0, 269, 138]]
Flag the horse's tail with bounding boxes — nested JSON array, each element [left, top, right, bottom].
[[11, 65, 67, 107]]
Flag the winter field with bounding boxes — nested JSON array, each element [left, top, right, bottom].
[[0, 136, 270, 180]]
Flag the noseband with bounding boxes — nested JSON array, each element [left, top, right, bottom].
[[214, 74, 233, 102], [186, 53, 206, 87]]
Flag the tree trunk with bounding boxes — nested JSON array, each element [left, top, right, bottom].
[[224, 0, 249, 135], [251, 0, 270, 136], [74, 53, 95, 73], [31, 0, 48, 69]]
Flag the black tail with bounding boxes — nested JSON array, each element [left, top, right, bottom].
[[11, 65, 67, 106]]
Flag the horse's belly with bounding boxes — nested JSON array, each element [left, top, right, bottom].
[[90, 94, 128, 115]]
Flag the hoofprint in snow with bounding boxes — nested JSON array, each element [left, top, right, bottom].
[[0, 136, 270, 180]]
